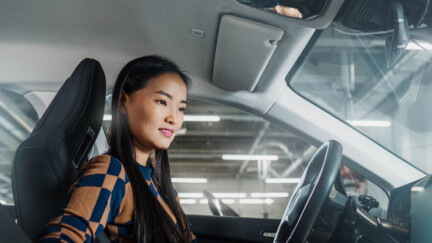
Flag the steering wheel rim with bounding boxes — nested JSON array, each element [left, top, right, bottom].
[[274, 140, 343, 243]]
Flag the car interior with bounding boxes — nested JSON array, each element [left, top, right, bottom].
[[1, 0, 432, 242]]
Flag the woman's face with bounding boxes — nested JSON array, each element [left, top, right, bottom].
[[121, 72, 187, 154]]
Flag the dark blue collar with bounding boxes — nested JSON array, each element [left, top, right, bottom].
[[137, 163, 152, 181]]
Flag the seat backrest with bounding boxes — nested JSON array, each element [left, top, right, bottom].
[[12, 58, 106, 240]]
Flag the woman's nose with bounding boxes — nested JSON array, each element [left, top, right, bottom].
[[165, 109, 177, 125]]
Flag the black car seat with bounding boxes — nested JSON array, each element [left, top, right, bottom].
[[12, 58, 107, 241]]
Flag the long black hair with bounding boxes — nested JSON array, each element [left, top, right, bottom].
[[108, 55, 191, 243]]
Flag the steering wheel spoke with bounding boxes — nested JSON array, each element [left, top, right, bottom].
[[286, 183, 312, 226]]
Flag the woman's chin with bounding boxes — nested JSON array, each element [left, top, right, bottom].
[[154, 144, 170, 150]]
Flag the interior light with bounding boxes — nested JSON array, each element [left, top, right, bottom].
[[265, 178, 301, 184], [176, 128, 187, 136], [199, 199, 236, 204], [347, 120, 391, 127], [239, 198, 274, 205], [213, 193, 247, 198], [184, 115, 220, 122], [179, 199, 196, 204], [172, 178, 208, 183], [406, 42, 432, 50], [220, 199, 235, 204], [250, 192, 289, 198], [103, 114, 112, 120], [411, 186, 424, 192], [178, 193, 204, 198], [222, 155, 279, 161]]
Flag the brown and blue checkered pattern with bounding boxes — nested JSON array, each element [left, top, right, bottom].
[[38, 155, 197, 243]]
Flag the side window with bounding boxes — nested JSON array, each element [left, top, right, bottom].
[[341, 165, 389, 218], [169, 100, 316, 219], [0, 90, 39, 205]]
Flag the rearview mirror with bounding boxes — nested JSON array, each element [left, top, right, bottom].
[[385, 2, 409, 68], [237, 0, 330, 19]]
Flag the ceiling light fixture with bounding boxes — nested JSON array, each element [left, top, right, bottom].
[[250, 192, 289, 198], [411, 186, 424, 192], [265, 178, 301, 184], [172, 178, 208, 183], [103, 114, 112, 121], [347, 120, 391, 127], [199, 199, 236, 204], [239, 198, 274, 205], [184, 115, 220, 122], [178, 193, 204, 198], [212, 193, 247, 198], [199, 199, 208, 204], [222, 155, 279, 161], [179, 199, 196, 204], [406, 42, 432, 50]]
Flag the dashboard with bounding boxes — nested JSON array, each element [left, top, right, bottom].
[[387, 180, 419, 229]]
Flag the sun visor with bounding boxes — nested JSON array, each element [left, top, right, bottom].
[[212, 15, 284, 92]]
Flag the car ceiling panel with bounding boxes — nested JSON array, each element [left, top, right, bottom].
[[0, 0, 342, 92]]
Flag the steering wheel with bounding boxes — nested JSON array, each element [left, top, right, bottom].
[[274, 140, 343, 243]]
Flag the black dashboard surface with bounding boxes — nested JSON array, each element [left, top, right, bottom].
[[387, 179, 420, 229]]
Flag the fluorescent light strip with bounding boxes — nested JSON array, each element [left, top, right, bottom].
[[199, 199, 235, 205], [411, 186, 424, 192], [179, 192, 247, 198], [239, 199, 274, 205], [172, 178, 208, 183], [406, 42, 432, 50], [179, 199, 196, 204], [103, 114, 221, 123], [250, 192, 289, 198], [178, 193, 204, 198], [222, 155, 279, 161], [221, 199, 235, 204], [213, 193, 247, 198], [265, 178, 301, 184], [184, 115, 220, 122], [199, 199, 207, 204], [347, 120, 391, 127]]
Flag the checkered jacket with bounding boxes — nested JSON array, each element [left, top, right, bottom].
[[38, 155, 197, 243]]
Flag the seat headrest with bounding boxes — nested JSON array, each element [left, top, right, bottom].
[[31, 58, 106, 168], [12, 58, 106, 239]]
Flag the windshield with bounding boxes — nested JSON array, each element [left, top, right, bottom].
[[288, 26, 432, 173]]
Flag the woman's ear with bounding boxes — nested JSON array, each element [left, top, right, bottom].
[[119, 90, 129, 114]]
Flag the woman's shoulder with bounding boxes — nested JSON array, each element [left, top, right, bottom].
[[83, 155, 127, 181]]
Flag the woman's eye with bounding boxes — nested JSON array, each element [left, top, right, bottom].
[[179, 107, 186, 112], [157, 100, 167, 105]]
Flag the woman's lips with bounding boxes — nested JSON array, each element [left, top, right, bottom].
[[159, 128, 174, 137]]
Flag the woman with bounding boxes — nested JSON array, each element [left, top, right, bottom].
[[38, 56, 196, 243]]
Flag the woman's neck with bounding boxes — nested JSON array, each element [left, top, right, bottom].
[[135, 147, 151, 166]]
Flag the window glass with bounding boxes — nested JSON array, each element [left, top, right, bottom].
[[288, 26, 432, 173], [341, 165, 389, 218], [102, 98, 390, 219], [102, 99, 316, 218], [107, 99, 315, 219], [0, 90, 39, 204]]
